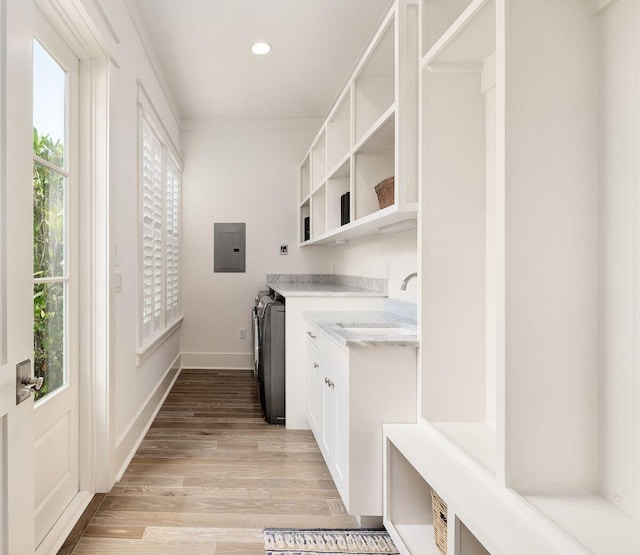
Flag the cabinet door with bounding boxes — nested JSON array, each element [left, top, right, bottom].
[[331, 371, 349, 505], [307, 341, 324, 440], [321, 362, 336, 461]]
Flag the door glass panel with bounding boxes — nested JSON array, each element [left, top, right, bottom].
[[33, 40, 65, 166], [33, 40, 67, 400], [33, 163, 65, 279], [33, 282, 65, 397]]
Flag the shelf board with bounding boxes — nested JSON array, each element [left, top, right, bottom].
[[310, 127, 326, 150], [391, 524, 440, 555], [431, 422, 496, 476], [327, 155, 351, 180], [422, 0, 495, 67], [354, 104, 395, 154], [303, 204, 417, 246], [327, 85, 351, 124], [300, 195, 310, 207], [525, 494, 640, 555], [311, 181, 326, 196]]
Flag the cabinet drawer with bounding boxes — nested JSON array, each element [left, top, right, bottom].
[[305, 321, 348, 372]]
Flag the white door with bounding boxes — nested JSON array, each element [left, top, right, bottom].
[[31, 12, 80, 549], [0, 0, 38, 552]]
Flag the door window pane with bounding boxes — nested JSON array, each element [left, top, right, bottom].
[[33, 40, 66, 167], [33, 162, 65, 279], [33, 282, 65, 399]]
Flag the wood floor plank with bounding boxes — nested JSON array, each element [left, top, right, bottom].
[[70, 369, 357, 554], [215, 542, 264, 555], [71, 538, 219, 554], [90, 510, 358, 529], [142, 526, 264, 542], [131, 450, 324, 462], [83, 525, 146, 539], [109, 485, 273, 499], [99, 494, 342, 515]]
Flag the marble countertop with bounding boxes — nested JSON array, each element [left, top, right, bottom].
[[304, 310, 419, 348], [268, 282, 386, 297]]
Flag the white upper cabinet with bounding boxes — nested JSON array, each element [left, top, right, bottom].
[[299, 0, 419, 245]]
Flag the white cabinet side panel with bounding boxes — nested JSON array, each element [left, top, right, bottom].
[[597, 0, 638, 517]]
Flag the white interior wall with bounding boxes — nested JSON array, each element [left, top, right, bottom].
[[179, 122, 328, 366], [597, 0, 639, 517], [326, 231, 418, 301], [76, 0, 184, 481]]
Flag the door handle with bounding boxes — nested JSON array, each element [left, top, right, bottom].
[[307, 331, 316, 339], [16, 359, 43, 405], [23, 376, 44, 391]]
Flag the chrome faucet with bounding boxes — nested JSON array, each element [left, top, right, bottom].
[[400, 272, 418, 291]]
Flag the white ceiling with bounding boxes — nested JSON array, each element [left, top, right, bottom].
[[131, 0, 394, 122]]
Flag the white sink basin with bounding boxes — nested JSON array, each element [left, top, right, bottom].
[[336, 323, 414, 336], [341, 327, 413, 336]]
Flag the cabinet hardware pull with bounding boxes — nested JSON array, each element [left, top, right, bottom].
[[314, 362, 319, 368], [327, 379, 334, 389], [307, 332, 316, 339]]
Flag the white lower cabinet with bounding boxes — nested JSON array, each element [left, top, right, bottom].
[[306, 342, 324, 440], [305, 322, 416, 519], [307, 336, 350, 506]]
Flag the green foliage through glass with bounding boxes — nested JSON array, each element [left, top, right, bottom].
[[33, 128, 66, 400]]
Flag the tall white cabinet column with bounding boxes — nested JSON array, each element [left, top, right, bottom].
[[596, 0, 640, 520], [503, 0, 597, 494], [384, 0, 640, 553]]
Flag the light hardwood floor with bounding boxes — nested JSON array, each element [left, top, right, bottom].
[[70, 369, 357, 554]]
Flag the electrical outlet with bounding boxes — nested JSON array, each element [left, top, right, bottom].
[[280, 244, 288, 255], [239, 328, 246, 339]]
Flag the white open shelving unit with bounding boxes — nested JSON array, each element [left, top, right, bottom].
[[298, 0, 419, 246], [385, 0, 640, 553]]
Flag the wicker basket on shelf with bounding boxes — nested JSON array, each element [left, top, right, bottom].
[[431, 489, 448, 553], [374, 176, 395, 209]]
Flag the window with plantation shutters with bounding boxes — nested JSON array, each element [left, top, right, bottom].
[[141, 119, 164, 342], [138, 99, 182, 351]]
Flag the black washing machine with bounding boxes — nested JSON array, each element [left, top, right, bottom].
[[254, 292, 285, 425]]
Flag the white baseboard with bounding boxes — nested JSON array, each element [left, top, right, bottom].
[[113, 353, 182, 483], [181, 352, 253, 370]]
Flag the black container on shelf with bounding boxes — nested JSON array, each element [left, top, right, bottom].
[[303, 216, 310, 241], [340, 192, 350, 226]]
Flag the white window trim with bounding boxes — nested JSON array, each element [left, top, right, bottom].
[[136, 315, 183, 366], [136, 82, 182, 360]]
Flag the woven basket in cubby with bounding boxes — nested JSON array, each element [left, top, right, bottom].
[[431, 489, 448, 553], [374, 176, 395, 209]]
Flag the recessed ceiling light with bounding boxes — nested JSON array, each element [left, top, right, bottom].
[[251, 42, 271, 55]]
